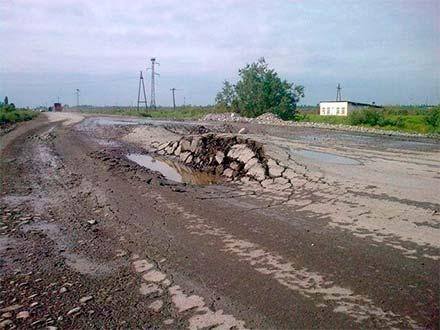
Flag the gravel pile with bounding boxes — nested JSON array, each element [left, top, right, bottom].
[[201, 113, 251, 122], [254, 113, 285, 125]]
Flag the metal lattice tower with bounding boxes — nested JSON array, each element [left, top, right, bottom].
[[137, 71, 148, 110], [336, 83, 342, 101], [149, 58, 160, 109]]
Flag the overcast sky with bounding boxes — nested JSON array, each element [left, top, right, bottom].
[[1, 0, 439, 107]]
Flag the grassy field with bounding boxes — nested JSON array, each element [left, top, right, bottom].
[[80, 106, 223, 120], [298, 106, 440, 135]]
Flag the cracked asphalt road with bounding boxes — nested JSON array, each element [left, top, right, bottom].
[[0, 112, 438, 329]]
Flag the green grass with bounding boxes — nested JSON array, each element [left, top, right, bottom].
[[297, 114, 349, 125], [80, 106, 224, 120], [0, 109, 39, 125], [297, 107, 440, 135]]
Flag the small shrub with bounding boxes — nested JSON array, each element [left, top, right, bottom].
[[139, 111, 152, 118], [0, 109, 38, 124], [425, 107, 440, 133], [349, 108, 385, 126]]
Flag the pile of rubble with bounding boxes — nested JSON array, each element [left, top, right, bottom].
[[254, 113, 285, 125], [154, 134, 301, 190], [201, 113, 251, 123], [201, 112, 286, 125]]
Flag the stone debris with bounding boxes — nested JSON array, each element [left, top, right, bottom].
[[267, 159, 284, 178], [148, 300, 163, 312], [16, 311, 30, 319], [140, 283, 163, 296], [66, 307, 81, 316], [0, 320, 13, 328], [153, 133, 306, 191], [238, 127, 247, 134], [0, 305, 23, 313], [79, 296, 93, 304]]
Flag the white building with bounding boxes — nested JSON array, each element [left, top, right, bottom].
[[319, 101, 381, 116]]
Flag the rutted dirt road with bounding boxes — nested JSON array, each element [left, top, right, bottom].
[[1, 112, 439, 329]]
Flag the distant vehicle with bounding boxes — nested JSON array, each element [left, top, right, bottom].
[[54, 103, 63, 112]]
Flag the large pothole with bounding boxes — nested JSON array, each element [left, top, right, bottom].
[[152, 133, 304, 191], [126, 153, 220, 185]]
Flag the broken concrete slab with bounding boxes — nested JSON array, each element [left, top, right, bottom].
[[267, 159, 284, 178], [215, 151, 225, 164], [227, 144, 255, 164], [246, 163, 266, 181], [180, 139, 191, 152]]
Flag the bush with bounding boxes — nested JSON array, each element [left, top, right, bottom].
[[425, 107, 440, 133], [349, 108, 384, 126], [0, 109, 37, 124], [348, 108, 405, 128]]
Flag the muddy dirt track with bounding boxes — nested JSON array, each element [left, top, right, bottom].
[[0, 112, 439, 329]]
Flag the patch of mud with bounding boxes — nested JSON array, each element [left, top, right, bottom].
[[22, 222, 117, 276], [0, 236, 16, 253], [156, 193, 419, 328]]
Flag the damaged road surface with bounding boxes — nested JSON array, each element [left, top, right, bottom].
[[1, 112, 439, 329]]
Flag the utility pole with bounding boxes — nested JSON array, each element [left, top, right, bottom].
[[149, 58, 160, 109], [170, 88, 177, 110], [336, 83, 342, 101], [137, 71, 148, 110], [170, 88, 182, 110], [75, 89, 80, 108]]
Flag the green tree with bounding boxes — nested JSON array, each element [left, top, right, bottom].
[[425, 107, 440, 133], [4, 96, 8, 105], [233, 58, 304, 119], [215, 80, 236, 109]]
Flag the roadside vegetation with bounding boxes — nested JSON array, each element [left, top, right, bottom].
[[297, 106, 440, 134], [80, 105, 225, 120], [0, 96, 38, 125]]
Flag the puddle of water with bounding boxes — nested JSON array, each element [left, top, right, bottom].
[[292, 149, 360, 165], [126, 153, 219, 185]]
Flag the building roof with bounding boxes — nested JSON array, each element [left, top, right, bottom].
[[319, 101, 382, 108]]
